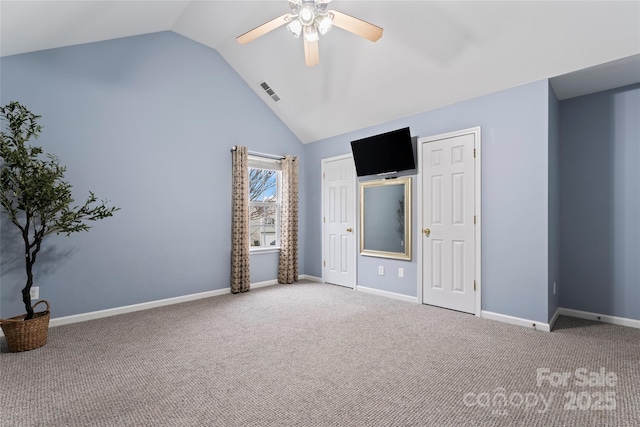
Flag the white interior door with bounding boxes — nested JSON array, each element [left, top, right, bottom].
[[421, 132, 477, 314], [322, 156, 356, 288]]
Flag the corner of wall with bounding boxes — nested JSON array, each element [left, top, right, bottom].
[[547, 80, 561, 322], [558, 83, 640, 321]]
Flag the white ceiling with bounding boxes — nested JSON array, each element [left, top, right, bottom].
[[1, 1, 639, 143]]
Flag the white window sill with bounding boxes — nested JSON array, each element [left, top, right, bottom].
[[250, 247, 281, 254]]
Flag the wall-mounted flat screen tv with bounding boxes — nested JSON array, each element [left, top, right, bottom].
[[350, 127, 415, 177]]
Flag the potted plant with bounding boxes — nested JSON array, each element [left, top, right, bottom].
[[0, 101, 118, 352]]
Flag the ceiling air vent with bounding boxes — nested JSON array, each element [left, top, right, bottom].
[[259, 81, 281, 102]]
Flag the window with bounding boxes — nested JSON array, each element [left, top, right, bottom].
[[248, 156, 281, 250]]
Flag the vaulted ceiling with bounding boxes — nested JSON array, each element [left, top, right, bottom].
[[2, 1, 639, 143]]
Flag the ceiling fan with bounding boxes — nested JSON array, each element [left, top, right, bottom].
[[236, 0, 383, 67]]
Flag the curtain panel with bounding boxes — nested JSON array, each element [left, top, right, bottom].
[[231, 146, 250, 293], [278, 155, 299, 284]]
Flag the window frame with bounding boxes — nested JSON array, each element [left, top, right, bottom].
[[248, 156, 282, 253]]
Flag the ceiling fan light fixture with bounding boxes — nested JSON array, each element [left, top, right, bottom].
[[288, 1, 301, 14], [315, 13, 333, 35], [287, 20, 303, 38], [236, 0, 383, 66], [299, 5, 316, 26], [303, 24, 319, 42], [316, 2, 330, 13]]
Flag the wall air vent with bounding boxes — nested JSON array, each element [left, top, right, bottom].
[[259, 81, 281, 102]]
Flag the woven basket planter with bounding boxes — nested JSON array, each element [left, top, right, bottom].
[[0, 300, 50, 352]]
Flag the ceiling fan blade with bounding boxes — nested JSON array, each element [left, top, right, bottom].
[[237, 14, 292, 44], [331, 10, 383, 42], [304, 39, 319, 67]]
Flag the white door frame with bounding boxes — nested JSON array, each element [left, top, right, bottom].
[[417, 127, 482, 316], [321, 153, 357, 289]]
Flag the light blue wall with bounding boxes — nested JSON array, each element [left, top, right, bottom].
[[559, 84, 640, 320], [304, 80, 551, 322], [357, 169, 418, 297], [0, 32, 304, 318], [548, 83, 561, 320], [0, 29, 564, 325], [250, 252, 279, 284]]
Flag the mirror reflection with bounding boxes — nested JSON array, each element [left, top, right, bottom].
[[360, 177, 411, 260]]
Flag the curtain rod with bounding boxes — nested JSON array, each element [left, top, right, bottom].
[[230, 146, 295, 161]]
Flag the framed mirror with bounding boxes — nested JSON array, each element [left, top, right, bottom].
[[360, 177, 412, 260]]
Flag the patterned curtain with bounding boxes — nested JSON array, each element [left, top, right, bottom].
[[231, 146, 250, 293], [278, 155, 299, 284]]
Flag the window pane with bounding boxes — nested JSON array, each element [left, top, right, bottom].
[[249, 168, 277, 202], [248, 166, 280, 249], [249, 204, 278, 247]]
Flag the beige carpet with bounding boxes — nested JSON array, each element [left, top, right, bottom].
[[1, 281, 639, 426]]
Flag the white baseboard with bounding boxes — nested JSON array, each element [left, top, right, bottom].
[[251, 279, 279, 289], [549, 307, 561, 331], [483, 307, 640, 332], [299, 274, 323, 282], [48, 288, 231, 329], [252, 276, 323, 288], [250, 275, 323, 288], [481, 310, 552, 332], [5, 283, 637, 340], [356, 285, 419, 304], [558, 308, 640, 330], [2, 288, 231, 337], [1, 276, 324, 337]]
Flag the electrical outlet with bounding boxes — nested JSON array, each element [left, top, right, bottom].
[[553, 281, 557, 295], [398, 268, 404, 278], [378, 266, 384, 276], [30, 286, 39, 300]]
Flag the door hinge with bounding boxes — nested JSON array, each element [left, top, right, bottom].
[[474, 215, 476, 224], [474, 280, 477, 291], [323, 260, 326, 267], [473, 148, 476, 158], [323, 172, 325, 179], [323, 216, 325, 223]]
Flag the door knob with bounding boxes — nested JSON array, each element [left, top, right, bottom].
[[346, 228, 353, 232], [423, 228, 431, 236]]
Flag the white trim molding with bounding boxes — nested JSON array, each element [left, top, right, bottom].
[[0, 280, 277, 337], [299, 274, 323, 282], [481, 307, 639, 332], [549, 307, 561, 331], [557, 308, 640, 330], [481, 310, 552, 332], [249, 247, 281, 254], [251, 279, 279, 289], [357, 285, 419, 304], [47, 288, 230, 330], [0, 277, 335, 337]]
